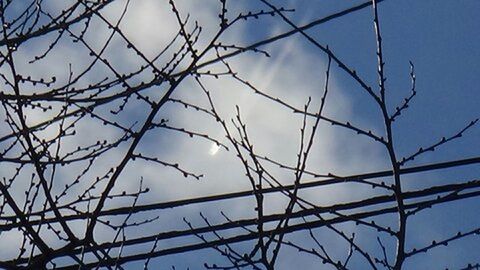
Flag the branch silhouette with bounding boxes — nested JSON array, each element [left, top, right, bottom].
[[0, 1, 478, 269]]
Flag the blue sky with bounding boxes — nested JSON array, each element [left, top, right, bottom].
[[130, 1, 480, 268], [0, 0, 479, 269]]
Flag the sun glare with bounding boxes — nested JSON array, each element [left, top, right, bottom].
[[209, 143, 220, 156]]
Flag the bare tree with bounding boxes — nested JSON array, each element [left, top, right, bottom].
[[0, 1, 479, 269]]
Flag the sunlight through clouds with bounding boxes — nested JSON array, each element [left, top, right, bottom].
[[209, 143, 221, 156]]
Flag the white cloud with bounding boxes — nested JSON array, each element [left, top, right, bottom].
[[0, 1, 399, 268]]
